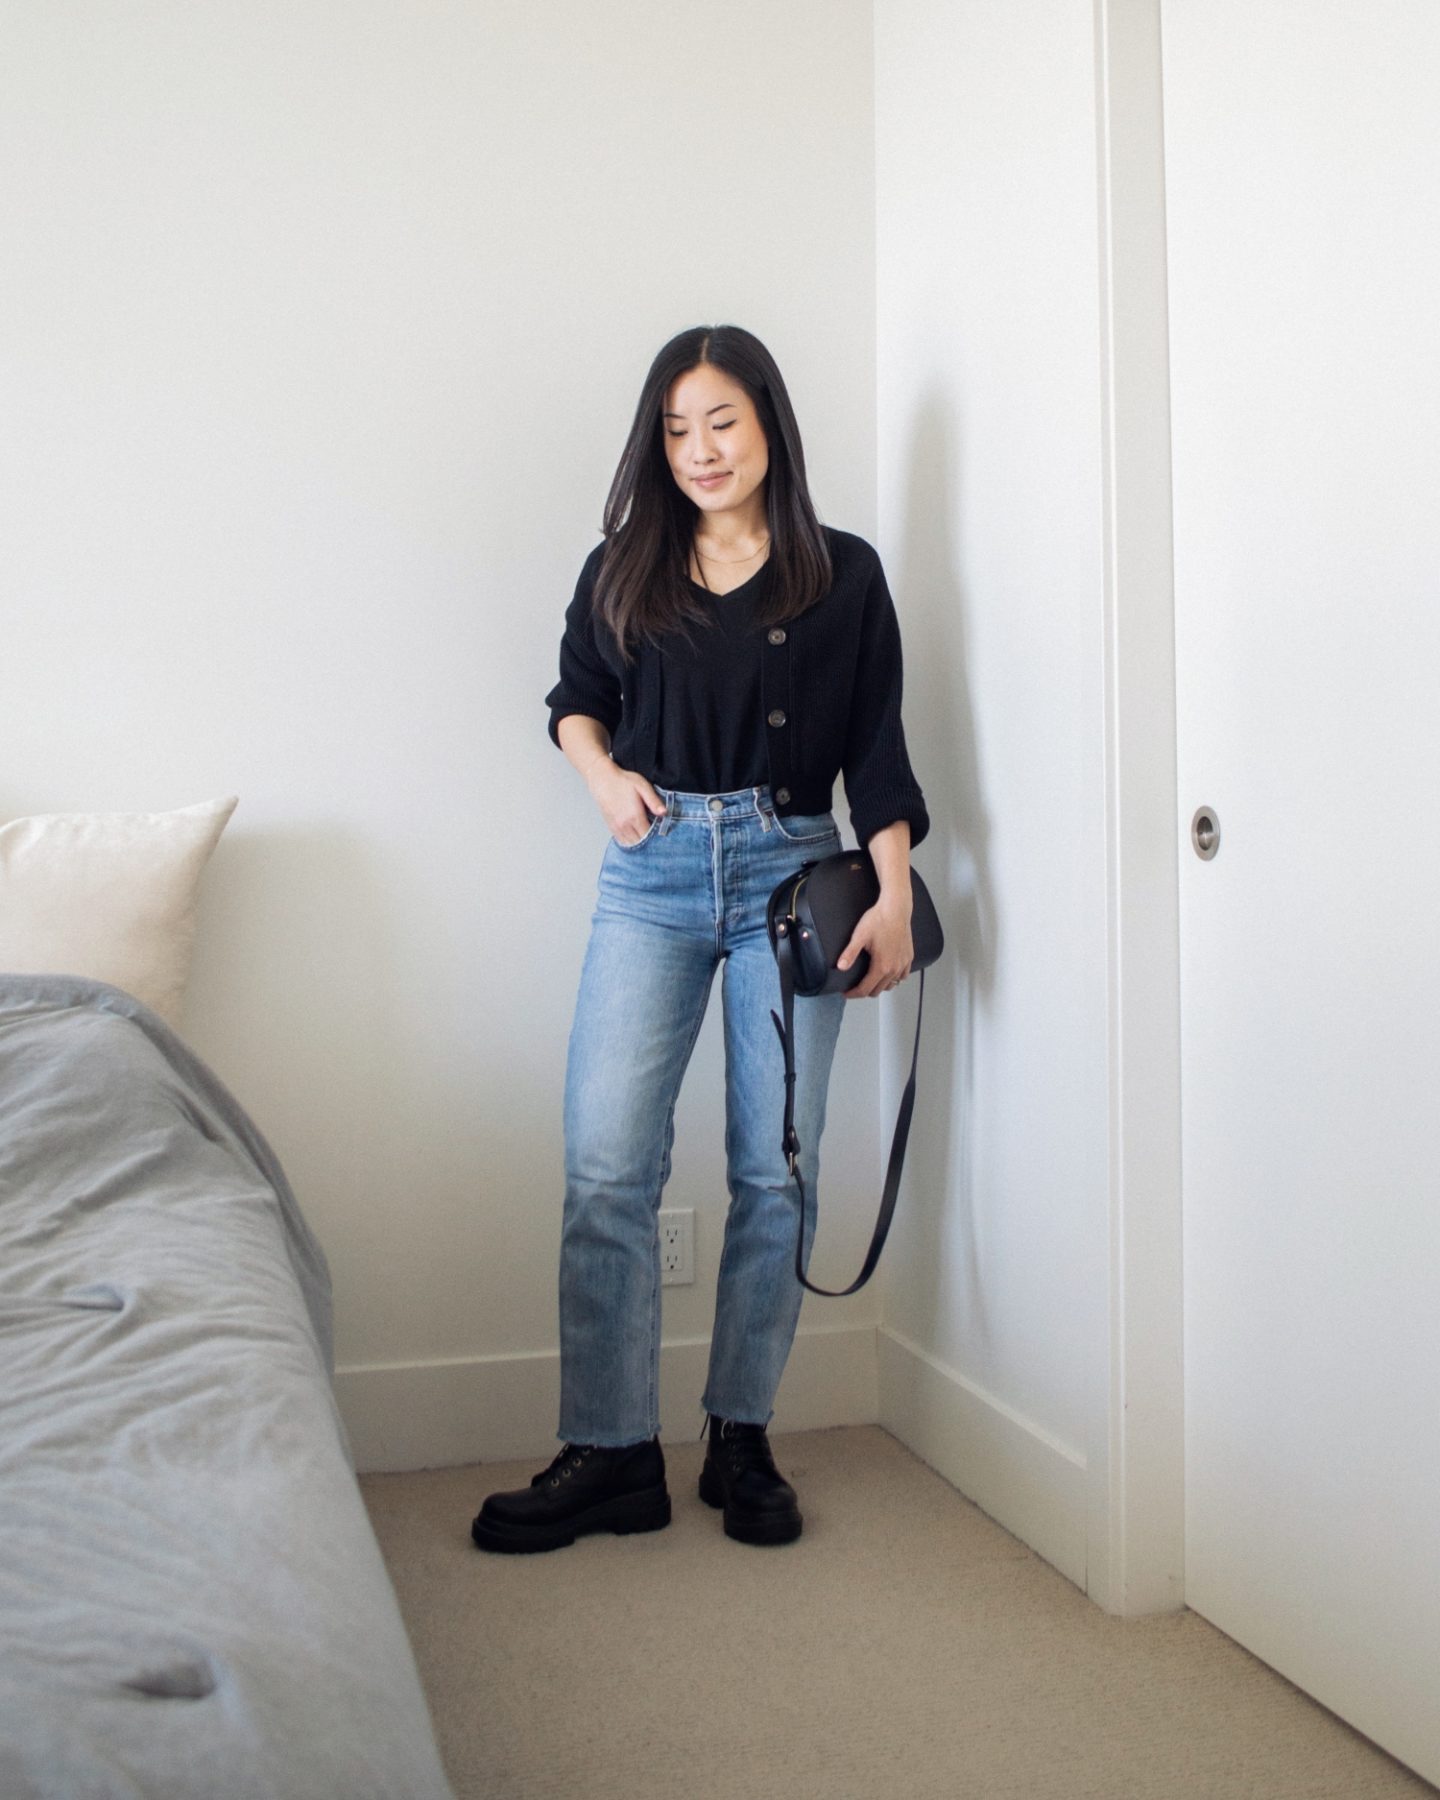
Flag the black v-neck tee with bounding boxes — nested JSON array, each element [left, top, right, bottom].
[[650, 563, 770, 795]]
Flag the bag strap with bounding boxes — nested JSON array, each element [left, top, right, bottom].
[[770, 923, 927, 1298]]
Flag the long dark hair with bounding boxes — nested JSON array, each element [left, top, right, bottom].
[[594, 325, 832, 657]]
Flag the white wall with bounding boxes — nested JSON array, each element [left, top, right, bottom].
[[873, 0, 1113, 1592], [0, 0, 885, 1466]]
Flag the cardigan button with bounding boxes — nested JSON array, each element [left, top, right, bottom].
[[775, 787, 792, 805], [767, 627, 787, 646], [767, 709, 787, 728]]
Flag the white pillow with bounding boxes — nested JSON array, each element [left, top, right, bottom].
[[0, 796, 238, 1028]]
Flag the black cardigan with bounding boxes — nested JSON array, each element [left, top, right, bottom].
[[545, 527, 929, 849]]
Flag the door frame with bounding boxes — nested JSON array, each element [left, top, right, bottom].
[[1088, 0, 1186, 1617]]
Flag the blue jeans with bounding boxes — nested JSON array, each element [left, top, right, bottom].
[[558, 785, 846, 1446]]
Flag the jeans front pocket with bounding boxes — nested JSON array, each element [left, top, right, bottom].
[[770, 808, 840, 846], [611, 813, 661, 852]]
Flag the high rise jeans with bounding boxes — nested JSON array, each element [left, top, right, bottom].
[[558, 785, 846, 1446]]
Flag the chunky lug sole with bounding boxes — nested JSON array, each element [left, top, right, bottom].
[[470, 1483, 671, 1555], [698, 1462, 803, 1546]]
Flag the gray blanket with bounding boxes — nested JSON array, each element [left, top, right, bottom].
[[0, 976, 453, 1800]]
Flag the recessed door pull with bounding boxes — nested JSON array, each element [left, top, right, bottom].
[[1192, 807, 1220, 860]]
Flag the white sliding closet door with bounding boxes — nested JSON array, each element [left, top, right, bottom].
[[1164, 0, 1440, 1781]]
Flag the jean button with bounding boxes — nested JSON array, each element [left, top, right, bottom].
[[708, 797, 725, 815], [768, 627, 787, 646], [767, 709, 787, 728], [775, 787, 791, 805]]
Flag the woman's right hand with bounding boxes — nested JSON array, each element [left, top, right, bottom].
[[556, 715, 665, 844], [586, 755, 665, 845]]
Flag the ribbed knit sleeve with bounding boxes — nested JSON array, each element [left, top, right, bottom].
[[842, 555, 930, 850], [545, 548, 622, 747]]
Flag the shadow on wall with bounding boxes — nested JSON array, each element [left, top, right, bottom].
[[892, 390, 997, 1359]]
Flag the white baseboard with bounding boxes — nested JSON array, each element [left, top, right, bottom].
[[338, 1322, 879, 1474], [342, 1324, 1088, 1595], [877, 1326, 1089, 1591]]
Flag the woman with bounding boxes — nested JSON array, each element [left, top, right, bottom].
[[472, 325, 928, 1553]]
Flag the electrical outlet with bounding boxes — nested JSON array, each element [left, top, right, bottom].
[[659, 1209, 695, 1286]]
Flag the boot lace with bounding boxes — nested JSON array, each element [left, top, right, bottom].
[[714, 1419, 778, 1477], [531, 1443, 595, 1488]]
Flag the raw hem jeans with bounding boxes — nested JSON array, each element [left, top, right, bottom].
[[558, 785, 845, 1447]]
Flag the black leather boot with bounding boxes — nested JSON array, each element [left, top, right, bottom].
[[471, 1439, 671, 1554], [698, 1416, 803, 1545]]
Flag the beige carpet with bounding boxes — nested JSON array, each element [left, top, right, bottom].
[[360, 1426, 1435, 1800]]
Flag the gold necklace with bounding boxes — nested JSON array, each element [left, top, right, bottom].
[[695, 535, 770, 566]]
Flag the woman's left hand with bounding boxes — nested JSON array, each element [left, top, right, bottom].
[[837, 895, 914, 1000]]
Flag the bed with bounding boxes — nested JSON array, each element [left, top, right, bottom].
[[0, 973, 453, 1800]]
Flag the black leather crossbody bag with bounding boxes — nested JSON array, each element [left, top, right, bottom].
[[765, 848, 944, 1296]]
